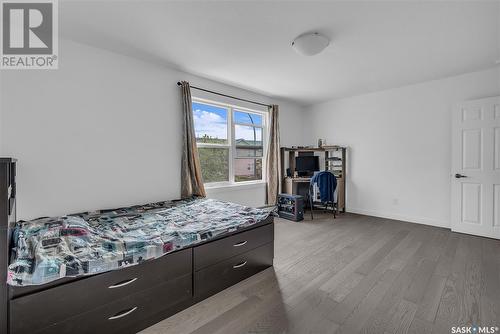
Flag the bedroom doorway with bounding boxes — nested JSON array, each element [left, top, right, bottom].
[[451, 96, 500, 239]]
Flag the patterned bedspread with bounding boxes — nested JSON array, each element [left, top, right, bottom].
[[7, 198, 273, 286]]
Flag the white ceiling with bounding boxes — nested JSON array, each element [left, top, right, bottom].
[[60, 0, 500, 106]]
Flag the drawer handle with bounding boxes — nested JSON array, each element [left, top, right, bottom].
[[108, 277, 138, 289], [233, 241, 247, 247], [108, 306, 138, 320], [233, 261, 247, 269]]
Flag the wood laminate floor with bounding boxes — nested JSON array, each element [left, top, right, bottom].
[[140, 213, 500, 334]]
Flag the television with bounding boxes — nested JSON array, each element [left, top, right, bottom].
[[295, 156, 320, 176]]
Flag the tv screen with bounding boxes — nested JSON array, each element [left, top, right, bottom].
[[295, 156, 319, 176]]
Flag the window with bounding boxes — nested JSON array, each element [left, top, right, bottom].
[[192, 99, 266, 186]]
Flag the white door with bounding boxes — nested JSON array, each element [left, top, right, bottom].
[[451, 96, 500, 239]]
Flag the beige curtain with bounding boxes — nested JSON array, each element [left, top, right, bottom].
[[266, 105, 281, 205], [180, 81, 206, 198]]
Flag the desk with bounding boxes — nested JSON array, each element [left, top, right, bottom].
[[283, 177, 310, 199], [283, 177, 345, 213], [280, 146, 346, 213]]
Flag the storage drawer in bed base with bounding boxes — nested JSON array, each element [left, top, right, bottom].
[[194, 223, 274, 271], [10, 248, 191, 334], [33, 274, 192, 334], [194, 242, 274, 301]]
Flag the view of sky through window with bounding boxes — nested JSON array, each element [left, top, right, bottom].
[[192, 102, 228, 143], [193, 102, 263, 143], [233, 110, 262, 126]]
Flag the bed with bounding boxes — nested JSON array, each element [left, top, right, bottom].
[[0, 159, 275, 334]]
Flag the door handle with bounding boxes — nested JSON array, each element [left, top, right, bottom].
[[455, 174, 468, 179]]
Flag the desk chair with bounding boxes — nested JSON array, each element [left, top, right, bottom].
[[308, 171, 337, 220]]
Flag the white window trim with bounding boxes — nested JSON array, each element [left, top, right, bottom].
[[205, 180, 266, 191], [193, 97, 268, 188]]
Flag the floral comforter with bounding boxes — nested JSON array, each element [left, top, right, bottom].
[[8, 198, 273, 286]]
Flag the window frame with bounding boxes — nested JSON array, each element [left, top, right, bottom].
[[192, 97, 267, 188]]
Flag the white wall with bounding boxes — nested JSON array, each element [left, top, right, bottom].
[[0, 39, 304, 220], [304, 68, 500, 228]]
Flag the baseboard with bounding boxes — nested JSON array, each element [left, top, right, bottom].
[[347, 207, 450, 229]]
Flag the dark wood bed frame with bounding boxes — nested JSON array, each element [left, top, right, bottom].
[[0, 158, 274, 334]]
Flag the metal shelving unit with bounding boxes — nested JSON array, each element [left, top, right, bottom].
[[322, 146, 347, 213]]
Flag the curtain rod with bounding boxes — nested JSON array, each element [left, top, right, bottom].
[[177, 81, 271, 108]]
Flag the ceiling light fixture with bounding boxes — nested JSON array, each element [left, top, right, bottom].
[[292, 32, 330, 56]]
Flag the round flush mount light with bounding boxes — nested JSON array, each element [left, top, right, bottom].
[[292, 32, 330, 56]]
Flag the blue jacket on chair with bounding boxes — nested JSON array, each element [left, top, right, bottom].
[[310, 171, 337, 203]]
